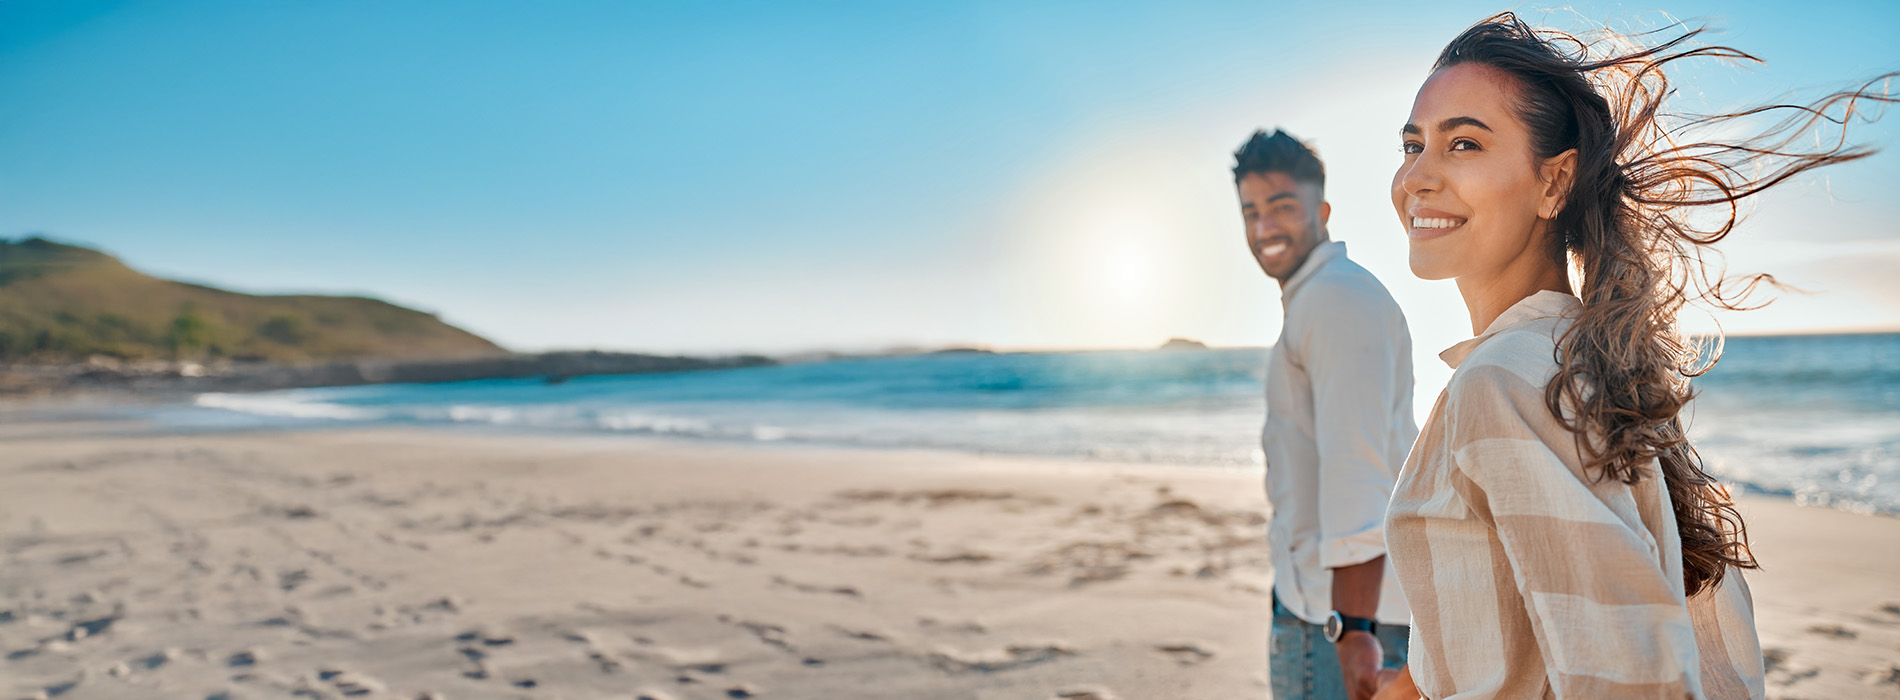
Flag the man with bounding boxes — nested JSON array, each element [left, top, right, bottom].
[[1233, 129, 1416, 700]]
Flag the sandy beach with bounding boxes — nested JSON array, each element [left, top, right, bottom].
[[2, 420, 1897, 700]]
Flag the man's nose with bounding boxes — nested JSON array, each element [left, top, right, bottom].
[[1252, 217, 1279, 239]]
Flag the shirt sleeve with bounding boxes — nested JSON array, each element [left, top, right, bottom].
[[1301, 279, 1404, 570], [1447, 364, 1703, 699]]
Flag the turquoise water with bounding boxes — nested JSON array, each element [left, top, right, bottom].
[[171, 333, 1900, 516], [1684, 333, 1900, 515]]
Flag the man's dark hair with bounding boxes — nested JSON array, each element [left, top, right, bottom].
[[1231, 128, 1325, 189]]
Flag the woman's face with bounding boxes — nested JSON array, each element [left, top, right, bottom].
[[1391, 62, 1564, 282]]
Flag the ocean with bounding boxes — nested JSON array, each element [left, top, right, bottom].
[[167, 333, 1900, 516]]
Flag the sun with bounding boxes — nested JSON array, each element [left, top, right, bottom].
[[1099, 234, 1159, 303]]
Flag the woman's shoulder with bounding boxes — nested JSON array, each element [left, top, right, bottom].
[[1449, 320, 1565, 397]]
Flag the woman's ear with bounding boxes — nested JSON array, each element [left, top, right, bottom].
[[1538, 148, 1578, 219]]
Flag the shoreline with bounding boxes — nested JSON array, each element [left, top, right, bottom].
[[5, 392, 1892, 522], [0, 351, 776, 398], [1, 425, 1897, 698]]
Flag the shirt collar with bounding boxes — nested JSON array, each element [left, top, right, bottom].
[[1439, 290, 1581, 369], [1279, 240, 1346, 308]]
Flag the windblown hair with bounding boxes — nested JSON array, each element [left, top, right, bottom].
[[1232, 128, 1326, 188], [1436, 13, 1895, 596]]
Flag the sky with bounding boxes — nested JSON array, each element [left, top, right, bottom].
[[3, 0, 1898, 380]]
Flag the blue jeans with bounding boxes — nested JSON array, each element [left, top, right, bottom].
[[1270, 593, 1409, 700]]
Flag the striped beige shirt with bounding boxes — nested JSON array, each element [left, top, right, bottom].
[[1386, 291, 1765, 700]]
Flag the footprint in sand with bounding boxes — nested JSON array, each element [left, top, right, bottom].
[[771, 575, 861, 598], [917, 616, 987, 635], [581, 646, 623, 674], [456, 626, 516, 647], [1156, 642, 1217, 665], [228, 649, 262, 667], [929, 643, 1074, 674], [453, 628, 516, 680], [1762, 648, 1820, 686], [910, 550, 996, 565], [730, 618, 794, 652], [66, 608, 123, 641], [137, 648, 180, 670], [831, 625, 889, 643], [37, 676, 83, 699], [1806, 623, 1858, 639], [1055, 686, 1118, 700], [317, 667, 386, 697]]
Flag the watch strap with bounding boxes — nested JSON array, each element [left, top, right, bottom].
[[1337, 614, 1377, 635]]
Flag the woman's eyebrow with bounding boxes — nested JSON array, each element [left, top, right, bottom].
[[1440, 116, 1493, 132], [1401, 116, 1495, 135]]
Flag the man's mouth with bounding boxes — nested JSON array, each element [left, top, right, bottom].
[[1259, 242, 1289, 258]]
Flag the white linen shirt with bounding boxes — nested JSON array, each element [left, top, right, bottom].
[[1262, 240, 1417, 626]]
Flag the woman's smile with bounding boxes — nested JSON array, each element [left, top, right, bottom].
[[1406, 209, 1467, 240]]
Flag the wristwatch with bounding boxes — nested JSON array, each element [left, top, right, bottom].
[[1323, 610, 1377, 643]]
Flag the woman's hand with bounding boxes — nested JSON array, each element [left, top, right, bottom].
[[1371, 664, 1419, 700]]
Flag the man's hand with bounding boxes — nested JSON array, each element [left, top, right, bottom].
[[1330, 556, 1387, 700], [1335, 630, 1383, 700]]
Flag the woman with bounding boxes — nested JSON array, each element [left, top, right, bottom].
[[1374, 13, 1893, 700]]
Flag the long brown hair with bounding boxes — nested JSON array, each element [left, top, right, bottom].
[[1436, 13, 1895, 596]]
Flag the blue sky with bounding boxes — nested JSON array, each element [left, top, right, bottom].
[[2, 0, 1897, 363]]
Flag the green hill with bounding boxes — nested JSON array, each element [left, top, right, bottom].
[[0, 237, 506, 363]]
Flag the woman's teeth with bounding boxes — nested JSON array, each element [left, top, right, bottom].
[[1412, 217, 1464, 230]]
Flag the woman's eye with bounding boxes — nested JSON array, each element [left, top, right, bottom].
[[1451, 138, 1481, 151], [1401, 142, 1423, 155]]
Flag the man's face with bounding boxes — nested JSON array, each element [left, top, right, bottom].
[[1238, 171, 1330, 282]]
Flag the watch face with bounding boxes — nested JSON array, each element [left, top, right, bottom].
[[1324, 612, 1342, 642]]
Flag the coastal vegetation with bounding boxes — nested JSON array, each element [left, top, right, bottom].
[[0, 237, 504, 363]]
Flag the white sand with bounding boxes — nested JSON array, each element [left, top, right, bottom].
[[0, 424, 1895, 699]]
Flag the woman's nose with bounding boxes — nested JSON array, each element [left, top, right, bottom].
[[1400, 153, 1440, 196]]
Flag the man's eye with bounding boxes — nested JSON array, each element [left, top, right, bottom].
[[1401, 142, 1423, 155]]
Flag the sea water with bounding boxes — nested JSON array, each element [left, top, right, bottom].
[[172, 333, 1900, 516]]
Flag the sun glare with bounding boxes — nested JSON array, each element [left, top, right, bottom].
[[1099, 232, 1158, 300]]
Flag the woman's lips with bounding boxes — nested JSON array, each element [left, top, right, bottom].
[[1407, 215, 1466, 240]]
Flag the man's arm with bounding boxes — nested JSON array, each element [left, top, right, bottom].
[[1333, 556, 1387, 700], [1304, 280, 1409, 700], [1331, 555, 1384, 621]]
